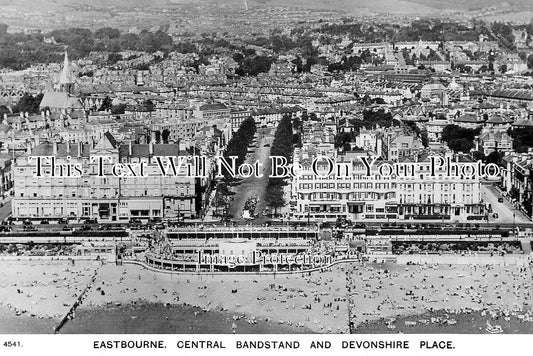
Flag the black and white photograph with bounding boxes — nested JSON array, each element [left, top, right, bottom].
[[0, 0, 532, 354]]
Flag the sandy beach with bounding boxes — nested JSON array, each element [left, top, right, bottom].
[[0, 260, 531, 333], [82, 263, 350, 333], [346, 262, 532, 327], [0, 261, 99, 322]]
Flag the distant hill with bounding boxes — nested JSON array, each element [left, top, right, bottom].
[[2, 0, 533, 19], [248, 0, 533, 12], [6, 0, 533, 12]]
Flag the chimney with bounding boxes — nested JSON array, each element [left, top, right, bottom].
[[149, 142, 153, 156], [78, 142, 82, 157], [66, 141, 70, 154], [53, 142, 58, 155], [128, 140, 132, 156]]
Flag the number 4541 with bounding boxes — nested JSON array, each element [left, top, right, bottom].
[[3, 341, 22, 347]]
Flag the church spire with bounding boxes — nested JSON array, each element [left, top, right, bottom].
[[59, 50, 74, 93]]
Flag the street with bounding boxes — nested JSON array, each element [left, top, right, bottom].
[[227, 127, 274, 222], [481, 184, 530, 225], [0, 197, 11, 222]]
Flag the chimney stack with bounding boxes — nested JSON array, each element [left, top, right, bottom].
[[149, 142, 153, 156], [53, 142, 58, 155], [128, 140, 132, 156], [78, 142, 82, 157]]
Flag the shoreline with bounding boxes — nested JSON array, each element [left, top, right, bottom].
[[60, 301, 312, 334], [354, 309, 533, 334]]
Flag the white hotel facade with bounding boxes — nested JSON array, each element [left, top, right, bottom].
[[291, 153, 484, 222]]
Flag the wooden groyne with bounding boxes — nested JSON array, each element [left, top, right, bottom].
[[53, 269, 98, 334]]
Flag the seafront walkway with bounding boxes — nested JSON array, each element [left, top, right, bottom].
[[122, 257, 361, 276], [122, 252, 532, 276]]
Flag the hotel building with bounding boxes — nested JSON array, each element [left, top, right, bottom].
[[11, 133, 208, 222], [291, 151, 484, 222]]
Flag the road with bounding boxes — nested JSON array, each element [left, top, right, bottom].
[[227, 127, 274, 222], [0, 198, 11, 221], [481, 184, 530, 224]]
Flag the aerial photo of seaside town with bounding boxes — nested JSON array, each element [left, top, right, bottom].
[[0, 0, 533, 335]]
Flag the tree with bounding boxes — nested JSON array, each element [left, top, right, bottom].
[[144, 99, 155, 111], [235, 55, 274, 76], [448, 138, 474, 152], [13, 93, 43, 114], [108, 53, 123, 64], [94, 27, 121, 39], [420, 129, 429, 148], [0, 105, 10, 117], [508, 127, 533, 152], [265, 185, 285, 216], [441, 125, 480, 153], [263, 115, 294, 215], [99, 96, 112, 112], [110, 104, 127, 115], [527, 54, 533, 69], [162, 129, 170, 144], [486, 150, 503, 165], [472, 151, 485, 162], [291, 56, 303, 73], [334, 132, 356, 148], [220, 117, 256, 181]]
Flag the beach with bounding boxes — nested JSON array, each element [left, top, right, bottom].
[[0, 260, 349, 333], [0, 259, 531, 333], [60, 302, 310, 334], [346, 262, 532, 330], [0, 260, 100, 323]]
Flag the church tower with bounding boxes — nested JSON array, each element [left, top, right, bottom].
[[59, 51, 74, 94], [40, 50, 83, 113]]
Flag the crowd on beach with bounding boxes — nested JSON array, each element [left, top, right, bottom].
[[345, 262, 533, 332], [1, 251, 532, 334]]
